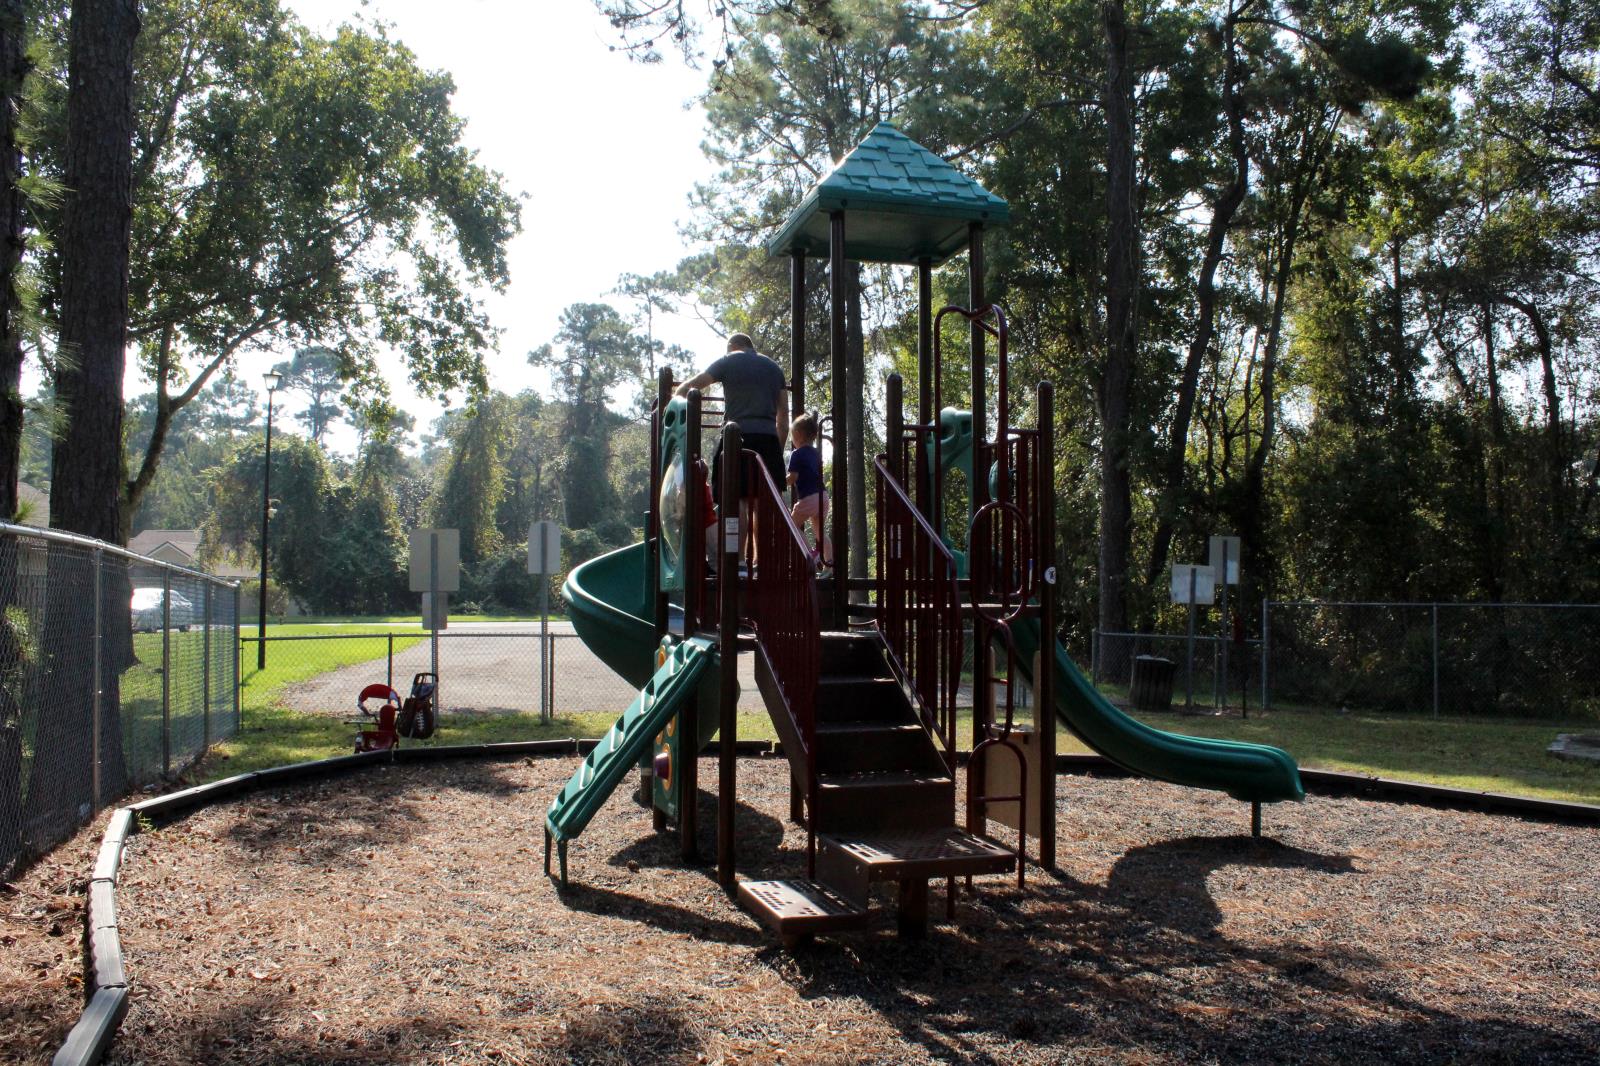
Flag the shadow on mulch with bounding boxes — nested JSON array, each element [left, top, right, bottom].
[[759, 834, 1597, 1064], [215, 762, 528, 870]]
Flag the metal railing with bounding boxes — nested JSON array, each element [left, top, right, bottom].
[[0, 522, 240, 878], [875, 455, 962, 765]]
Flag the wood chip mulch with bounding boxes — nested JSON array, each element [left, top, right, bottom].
[[5, 757, 1599, 1065]]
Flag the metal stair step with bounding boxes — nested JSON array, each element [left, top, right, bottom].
[[814, 720, 940, 775], [820, 828, 1016, 886], [815, 677, 914, 723], [737, 878, 871, 942]]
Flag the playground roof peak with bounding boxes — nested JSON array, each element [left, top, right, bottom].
[[766, 122, 1008, 266]]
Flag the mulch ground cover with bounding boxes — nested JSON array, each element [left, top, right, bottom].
[[5, 756, 1598, 1065]]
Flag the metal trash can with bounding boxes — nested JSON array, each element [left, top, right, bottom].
[[1129, 655, 1176, 713]]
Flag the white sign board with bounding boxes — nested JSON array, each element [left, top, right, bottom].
[[409, 529, 461, 592], [526, 521, 561, 574], [1170, 564, 1216, 605], [422, 592, 448, 631], [1208, 535, 1242, 585]]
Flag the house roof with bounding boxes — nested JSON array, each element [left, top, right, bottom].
[[128, 528, 202, 561], [766, 122, 1009, 265]]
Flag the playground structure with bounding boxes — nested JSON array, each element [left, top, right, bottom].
[[548, 123, 1302, 943]]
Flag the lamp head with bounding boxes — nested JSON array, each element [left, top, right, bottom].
[[263, 370, 282, 392]]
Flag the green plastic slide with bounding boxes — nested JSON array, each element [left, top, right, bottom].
[[544, 635, 716, 881], [562, 540, 662, 689], [1010, 616, 1304, 803]]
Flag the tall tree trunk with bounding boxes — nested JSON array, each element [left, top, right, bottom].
[[1146, 17, 1247, 590], [1098, 0, 1136, 635], [846, 263, 868, 589], [1480, 301, 1507, 601], [0, 0, 26, 875], [29, 0, 139, 845], [0, 0, 25, 523], [53, 0, 137, 543]]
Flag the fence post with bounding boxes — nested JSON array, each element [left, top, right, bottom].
[[1432, 602, 1440, 718], [1091, 629, 1099, 685], [91, 548, 103, 813], [161, 569, 172, 776], [233, 583, 242, 730], [387, 633, 394, 690], [203, 582, 212, 753], [1260, 598, 1270, 712]]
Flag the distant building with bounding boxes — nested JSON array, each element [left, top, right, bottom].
[[127, 529, 203, 567]]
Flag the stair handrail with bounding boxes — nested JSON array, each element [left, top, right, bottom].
[[741, 448, 824, 869], [873, 455, 963, 772]]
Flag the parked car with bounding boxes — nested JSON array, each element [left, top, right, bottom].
[[131, 587, 195, 632]]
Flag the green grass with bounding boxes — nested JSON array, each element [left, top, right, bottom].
[[245, 611, 564, 628], [196, 638, 1600, 807]]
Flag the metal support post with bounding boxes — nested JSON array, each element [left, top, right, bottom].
[[91, 549, 103, 812], [1185, 568, 1197, 712], [540, 574, 551, 724], [1219, 540, 1231, 712], [1259, 598, 1269, 713], [162, 569, 172, 776], [1432, 602, 1440, 718], [387, 633, 394, 689], [430, 531, 440, 714], [1036, 381, 1057, 869], [233, 583, 242, 730], [203, 583, 212, 752], [717, 424, 741, 889]]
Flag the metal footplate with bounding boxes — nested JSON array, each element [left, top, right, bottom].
[[818, 828, 1016, 898], [737, 878, 871, 946], [817, 827, 1017, 938]]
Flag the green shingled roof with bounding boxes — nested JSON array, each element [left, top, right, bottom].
[[766, 122, 1008, 266]]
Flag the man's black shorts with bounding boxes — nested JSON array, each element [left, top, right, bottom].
[[711, 432, 786, 505]]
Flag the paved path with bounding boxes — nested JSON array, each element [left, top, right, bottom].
[[281, 624, 766, 718]]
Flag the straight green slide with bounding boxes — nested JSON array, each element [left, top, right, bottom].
[[1010, 616, 1304, 803], [544, 635, 716, 882]]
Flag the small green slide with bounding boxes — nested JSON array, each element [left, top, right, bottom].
[[544, 633, 716, 882], [1010, 616, 1304, 803], [562, 540, 662, 689]]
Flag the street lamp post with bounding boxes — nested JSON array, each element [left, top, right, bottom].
[[257, 370, 281, 670]]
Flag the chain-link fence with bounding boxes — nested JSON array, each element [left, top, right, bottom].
[[1264, 601, 1600, 719], [1091, 630, 1261, 712], [0, 523, 240, 878], [244, 628, 777, 723]]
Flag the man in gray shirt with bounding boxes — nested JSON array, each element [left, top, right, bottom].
[[676, 333, 790, 553]]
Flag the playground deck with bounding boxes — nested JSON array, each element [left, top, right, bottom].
[[13, 757, 1597, 1065]]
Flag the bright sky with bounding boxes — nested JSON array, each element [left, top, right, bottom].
[[170, 0, 727, 453]]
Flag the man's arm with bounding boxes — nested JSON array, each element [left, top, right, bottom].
[[674, 370, 716, 398]]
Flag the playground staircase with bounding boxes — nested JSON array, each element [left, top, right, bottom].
[[740, 630, 1015, 943]]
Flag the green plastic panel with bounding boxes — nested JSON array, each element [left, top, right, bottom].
[[545, 637, 717, 846], [768, 123, 1008, 265]]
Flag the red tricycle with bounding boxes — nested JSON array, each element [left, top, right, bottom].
[[352, 672, 438, 753]]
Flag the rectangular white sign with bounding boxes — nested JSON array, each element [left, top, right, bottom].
[[723, 518, 740, 555], [526, 521, 561, 573], [1170, 564, 1216, 605], [1208, 535, 1241, 585], [409, 529, 461, 592]]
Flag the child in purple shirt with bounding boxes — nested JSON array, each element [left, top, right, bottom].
[[786, 413, 832, 568]]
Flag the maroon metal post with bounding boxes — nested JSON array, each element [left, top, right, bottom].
[[968, 222, 987, 517], [680, 387, 703, 863], [717, 424, 741, 889], [917, 257, 935, 521], [1036, 380, 1057, 868], [829, 210, 848, 625], [790, 252, 806, 418]]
